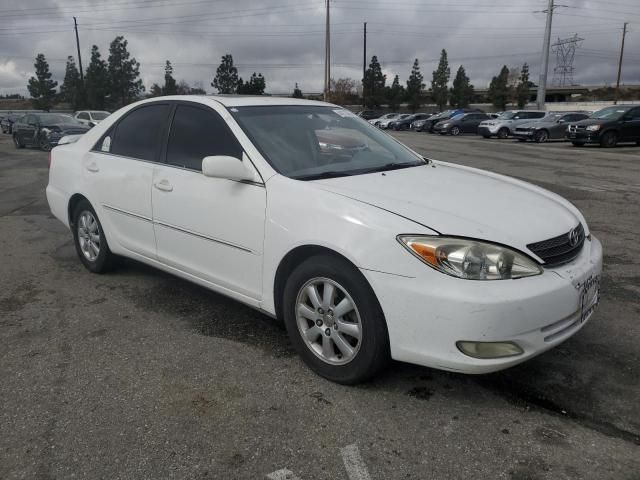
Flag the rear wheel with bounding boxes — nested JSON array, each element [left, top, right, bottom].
[[450, 126, 461, 136], [497, 128, 510, 139], [600, 131, 617, 148], [72, 200, 114, 273], [283, 255, 389, 384], [534, 130, 549, 143]]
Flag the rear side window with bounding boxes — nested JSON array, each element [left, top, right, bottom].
[[77, 112, 89, 120], [527, 112, 546, 119], [166, 104, 242, 171], [627, 108, 640, 120], [110, 104, 170, 162]]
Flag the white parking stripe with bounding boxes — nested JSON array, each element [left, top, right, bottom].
[[266, 469, 302, 480], [341, 444, 372, 480]]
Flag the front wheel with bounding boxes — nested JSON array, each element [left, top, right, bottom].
[[497, 128, 510, 139], [600, 131, 618, 148], [283, 255, 389, 384], [39, 137, 52, 151], [72, 200, 114, 273], [450, 126, 461, 136], [534, 130, 549, 143]]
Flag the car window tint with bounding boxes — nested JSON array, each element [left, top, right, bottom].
[[110, 104, 170, 161], [530, 112, 545, 119], [78, 112, 89, 120], [166, 104, 242, 171], [628, 108, 640, 120]]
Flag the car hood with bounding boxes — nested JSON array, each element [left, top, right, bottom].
[[313, 161, 584, 256], [518, 120, 555, 129], [571, 118, 606, 126]]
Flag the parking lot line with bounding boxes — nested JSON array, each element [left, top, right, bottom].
[[266, 468, 302, 480], [341, 444, 372, 480]]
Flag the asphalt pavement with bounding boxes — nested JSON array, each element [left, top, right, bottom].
[[1, 131, 638, 479]]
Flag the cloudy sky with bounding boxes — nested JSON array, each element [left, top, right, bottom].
[[0, 0, 638, 96]]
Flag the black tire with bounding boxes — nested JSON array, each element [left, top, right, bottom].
[[534, 130, 549, 143], [482, 135, 492, 139], [450, 126, 461, 136], [600, 131, 617, 148], [497, 127, 510, 139], [39, 137, 52, 152], [571, 142, 585, 147], [516, 138, 526, 142], [282, 254, 389, 384], [13, 134, 24, 149], [71, 200, 114, 274]]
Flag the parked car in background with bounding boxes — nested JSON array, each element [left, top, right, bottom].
[[478, 110, 546, 139], [433, 112, 491, 136], [1, 113, 23, 134], [356, 110, 379, 120], [424, 108, 481, 133], [74, 110, 111, 127], [369, 113, 399, 127], [13, 113, 90, 151], [566, 105, 640, 148], [378, 113, 411, 129], [390, 113, 431, 131], [46, 95, 602, 384], [412, 115, 435, 132], [513, 112, 590, 143]]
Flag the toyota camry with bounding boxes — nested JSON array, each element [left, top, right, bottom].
[[46, 96, 602, 384]]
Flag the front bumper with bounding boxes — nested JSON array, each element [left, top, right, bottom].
[[566, 130, 600, 143], [478, 125, 499, 136], [513, 130, 534, 140], [363, 235, 603, 374]]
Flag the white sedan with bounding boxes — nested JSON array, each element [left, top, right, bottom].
[[46, 96, 602, 384]]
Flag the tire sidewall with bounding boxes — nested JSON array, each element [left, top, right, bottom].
[[72, 200, 112, 273], [451, 126, 460, 136], [600, 131, 617, 148], [282, 255, 389, 384], [498, 128, 509, 139]]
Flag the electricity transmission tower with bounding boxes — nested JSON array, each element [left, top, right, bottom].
[[551, 34, 583, 87]]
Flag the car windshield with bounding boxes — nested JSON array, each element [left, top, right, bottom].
[[498, 112, 516, 120], [382, 113, 398, 119], [450, 114, 465, 121], [91, 112, 109, 120], [544, 113, 563, 121], [590, 106, 630, 120], [35, 113, 76, 124], [230, 105, 426, 180], [397, 114, 411, 120]]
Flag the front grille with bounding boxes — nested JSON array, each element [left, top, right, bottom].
[[527, 223, 585, 266]]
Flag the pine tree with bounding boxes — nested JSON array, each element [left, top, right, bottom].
[[59, 56, 83, 110], [149, 83, 163, 97], [85, 45, 109, 109], [362, 55, 386, 108], [488, 65, 510, 110], [406, 59, 425, 112], [107, 36, 144, 108], [431, 49, 450, 111], [27, 53, 57, 111], [212, 54, 239, 94], [163, 60, 177, 95], [292, 83, 303, 98], [449, 65, 474, 108], [516, 63, 531, 108], [385, 75, 404, 111]]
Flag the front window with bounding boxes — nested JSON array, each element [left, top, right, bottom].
[[498, 112, 516, 120], [230, 106, 426, 180], [590, 106, 631, 120]]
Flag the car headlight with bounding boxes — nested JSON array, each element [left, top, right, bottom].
[[440, 123, 450, 128], [586, 125, 601, 131], [397, 236, 543, 280]]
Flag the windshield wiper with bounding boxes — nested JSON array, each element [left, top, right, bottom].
[[292, 171, 355, 181], [357, 161, 423, 175]]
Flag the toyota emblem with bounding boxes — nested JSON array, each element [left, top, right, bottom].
[[568, 228, 580, 247]]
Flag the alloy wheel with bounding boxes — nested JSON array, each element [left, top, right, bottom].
[[535, 130, 549, 143], [77, 211, 101, 261], [450, 126, 461, 136], [295, 277, 362, 365]]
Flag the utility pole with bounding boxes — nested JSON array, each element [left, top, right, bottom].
[[536, 0, 554, 110], [614, 22, 628, 105], [324, 0, 331, 101], [362, 22, 367, 108], [73, 17, 84, 83]]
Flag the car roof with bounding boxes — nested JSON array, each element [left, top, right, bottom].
[[167, 95, 335, 108]]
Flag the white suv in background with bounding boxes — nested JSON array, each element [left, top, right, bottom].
[[478, 110, 546, 139], [74, 111, 111, 128]]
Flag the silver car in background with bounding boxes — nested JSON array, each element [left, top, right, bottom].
[[478, 110, 546, 139]]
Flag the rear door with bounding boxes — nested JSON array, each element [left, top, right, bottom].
[[620, 107, 640, 141], [151, 102, 266, 303], [84, 103, 171, 259], [462, 113, 486, 133]]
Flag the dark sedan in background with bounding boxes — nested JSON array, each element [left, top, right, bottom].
[[566, 105, 640, 148], [389, 113, 431, 131], [12, 113, 89, 151], [433, 112, 491, 135], [1, 114, 23, 134], [423, 108, 482, 133], [512, 112, 590, 143]]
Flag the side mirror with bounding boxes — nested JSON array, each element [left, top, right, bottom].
[[202, 155, 256, 182]]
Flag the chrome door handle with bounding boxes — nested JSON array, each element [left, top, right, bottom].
[[154, 180, 173, 192], [86, 162, 99, 172]]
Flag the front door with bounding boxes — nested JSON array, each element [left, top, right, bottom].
[[151, 103, 266, 304], [620, 107, 640, 141], [84, 103, 171, 259]]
